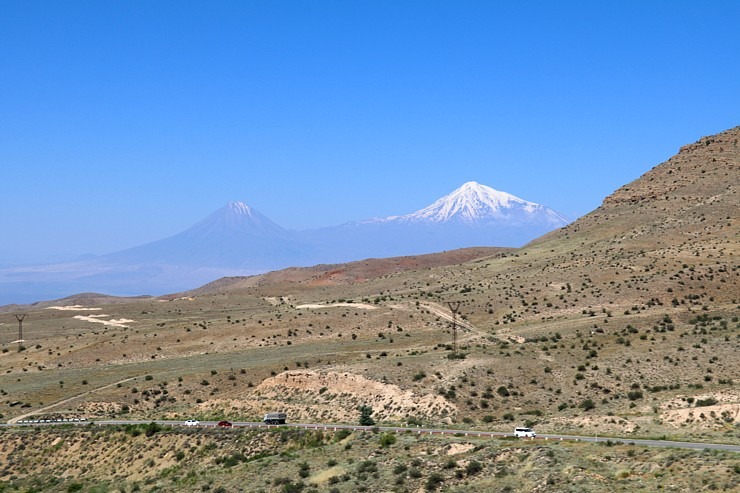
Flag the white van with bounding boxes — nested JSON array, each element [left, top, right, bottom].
[[514, 427, 536, 438]]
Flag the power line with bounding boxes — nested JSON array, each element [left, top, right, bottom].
[[15, 314, 26, 352], [446, 302, 461, 357]]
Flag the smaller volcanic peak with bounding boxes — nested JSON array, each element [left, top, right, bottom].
[[185, 201, 289, 238], [95, 199, 314, 275]]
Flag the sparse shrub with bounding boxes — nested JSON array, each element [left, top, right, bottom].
[[696, 397, 718, 407], [579, 399, 596, 411], [627, 390, 643, 401], [334, 429, 351, 441], [217, 454, 246, 468], [466, 460, 483, 476], [279, 480, 305, 493], [379, 432, 396, 448], [124, 424, 142, 437], [522, 409, 542, 416], [356, 460, 378, 474], [358, 405, 375, 426], [145, 422, 162, 437], [425, 472, 444, 491]]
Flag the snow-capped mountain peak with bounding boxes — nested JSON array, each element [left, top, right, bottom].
[[389, 181, 567, 224], [414, 181, 534, 221]]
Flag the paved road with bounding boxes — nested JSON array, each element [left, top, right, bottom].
[[5, 377, 138, 424], [4, 419, 738, 453]]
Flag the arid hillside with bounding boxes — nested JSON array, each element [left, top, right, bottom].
[[1, 425, 738, 493], [445, 126, 738, 326], [177, 247, 509, 296]]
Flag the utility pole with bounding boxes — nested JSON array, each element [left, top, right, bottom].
[[15, 314, 26, 352], [447, 302, 461, 357]]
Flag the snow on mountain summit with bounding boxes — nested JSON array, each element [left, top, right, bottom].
[[390, 181, 569, 225], [226, 201, 257, 217], [409, 181, 534, 222]]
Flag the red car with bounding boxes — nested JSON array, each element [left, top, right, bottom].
[[217, 420, 233, 428]]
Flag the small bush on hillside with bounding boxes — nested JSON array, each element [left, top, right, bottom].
[[425, 472, 444, 491], [579, 399, 596, 411], [357, 460, 378, 474], [466, 460, 483, 476], [695, 397, 718, 407], [627, 391, 644, 401], [379, 432, 396, 448], [334, 429, 351, 441]]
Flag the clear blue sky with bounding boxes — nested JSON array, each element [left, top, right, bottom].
[[1, 1, 738, 263]]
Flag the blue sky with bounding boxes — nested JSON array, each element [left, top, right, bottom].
[[1, 1, 738, 263]]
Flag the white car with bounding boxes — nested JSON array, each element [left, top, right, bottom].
[[514, 427, 536, 438], [184, 419, 199, 427]]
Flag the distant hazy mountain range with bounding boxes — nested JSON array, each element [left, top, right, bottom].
[[0, 181, 569, 304]]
